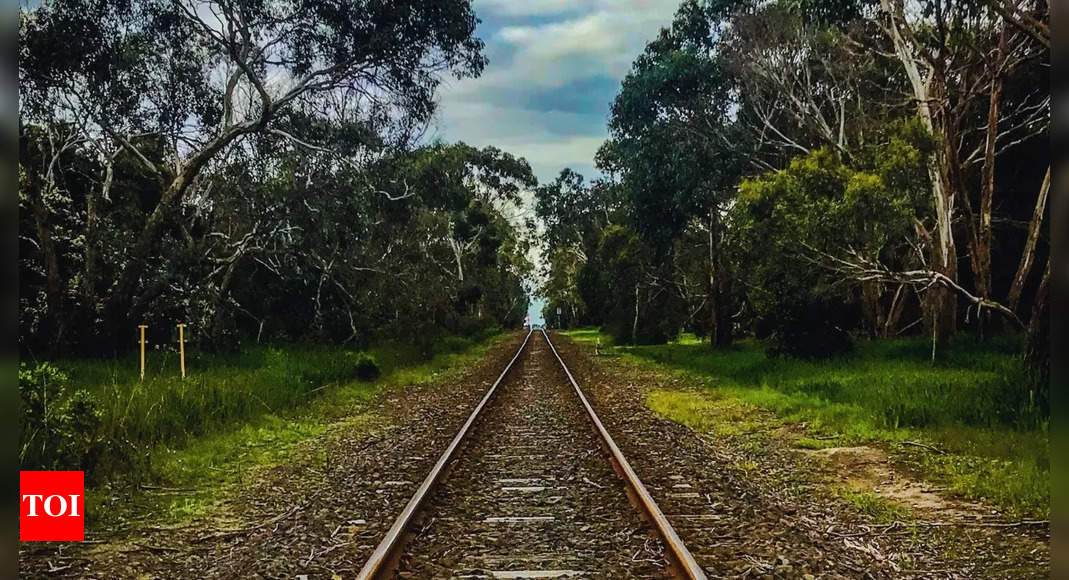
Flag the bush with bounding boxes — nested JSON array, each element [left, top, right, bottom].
[[352, 353, 381, 381], [19, 362, 104, 474], [434, 335, 472, 355], [757, 292, 855, 359]]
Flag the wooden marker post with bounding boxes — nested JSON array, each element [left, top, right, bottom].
[[177, 324, 187, 379], [138, 325, 148, 381]]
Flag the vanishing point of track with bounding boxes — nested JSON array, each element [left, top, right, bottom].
[[356, 329, 707, 579]]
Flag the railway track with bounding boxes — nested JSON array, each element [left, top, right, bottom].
[[356, 329, 707, 579]]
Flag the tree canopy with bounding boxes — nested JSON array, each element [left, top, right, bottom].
[[536, 0, 1049, 369], [19, 0, 536, 356]]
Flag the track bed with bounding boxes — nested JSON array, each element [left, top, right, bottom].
[[394, 333, 668, 578]]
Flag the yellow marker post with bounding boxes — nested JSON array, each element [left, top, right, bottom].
[[177, 324, 187, 379], [138, 325, 148, 381]]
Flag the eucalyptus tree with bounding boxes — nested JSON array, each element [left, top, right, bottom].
[[534, 170, 625, 329], [20, 0, 487, 349], [599, 0, 749, 346], [874, 0, 1049, 338], [202, 140, 535, 350], [708, 0, 1048, 346]]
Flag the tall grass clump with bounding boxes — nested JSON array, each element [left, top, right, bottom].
[[566, 328, 1049, 515], [624, 333, 1044, 432], [19, 340, 476, 484]]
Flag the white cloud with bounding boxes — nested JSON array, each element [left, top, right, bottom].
[[458, 5, 677, 94], [477, 0, 676, 17], [432, 1, 679, 181], [430, 99, 602, 182]]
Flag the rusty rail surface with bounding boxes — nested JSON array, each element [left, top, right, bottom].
[[356, 328, 706, 579], [356, 330, 533, 579], [540, 329, 707, 580]]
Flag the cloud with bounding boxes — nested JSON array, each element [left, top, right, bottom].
[[430, 98, 602, 182], [477, 0, 675, 18], [460, 6, 676, 95], [434, 1, 678, 174], [430, 0, 680, 272]]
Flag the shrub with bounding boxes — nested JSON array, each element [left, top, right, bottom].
[[352, 353, 381, 381], [434, 335, 472, 355], [19, 362, 104, 474], [760, 295, 854, 359]]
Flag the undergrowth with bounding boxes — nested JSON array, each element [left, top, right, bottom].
[[20, 329, 501, 486], [566, 329, 1049, 518], [73, 331, 504, 528]]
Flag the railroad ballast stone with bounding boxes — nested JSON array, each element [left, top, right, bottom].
[[396, 332, 669, 578]]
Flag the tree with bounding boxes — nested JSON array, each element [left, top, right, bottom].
[[731, 141, 926, 356], [601, 0, 747, 346], [20, 0, 487, 348], [534, 170, 622, 328], [876, 0, 1049, 339]]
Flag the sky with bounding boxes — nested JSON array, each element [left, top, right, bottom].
[[425, 1, 683, 323], [429, 0, 681, 186]]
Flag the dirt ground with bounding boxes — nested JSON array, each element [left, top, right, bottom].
[[549, 333, 1049, 579], [397, 332, 667, 578], [19, 334, 529, 579], [18, 330, 1049, 579]]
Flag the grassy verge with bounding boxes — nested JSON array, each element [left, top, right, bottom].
[[563, 329, 1048, 518], [20, 329, 505, 527]]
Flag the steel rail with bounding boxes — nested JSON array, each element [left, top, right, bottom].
[[355, 330, 533, 580], [541, 329, 708, 580]]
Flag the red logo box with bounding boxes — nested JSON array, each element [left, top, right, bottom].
[[20, 471, 84, 541]]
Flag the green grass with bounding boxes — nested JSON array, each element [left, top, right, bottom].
[[24, 330, 504, 526], [564, 328, 1049, 517], [77, 328, 506, 529], [838, 491, 912, 524]]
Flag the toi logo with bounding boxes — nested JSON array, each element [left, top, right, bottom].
[[20, 471, 85, 541]]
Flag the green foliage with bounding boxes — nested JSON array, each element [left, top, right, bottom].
[[18, 1, 531, 356], [731, 145, 926, 356], [351, 353, 381, 382], [19, 363, 104, 472], [838, 491, 911, 524], [578, 225, 685, 345], [19, 332, 500, 484], [86, 333, 502, 527], [534, 171, 626, 329], [602, 0, 742, 253], [567, 328, 1048, 516]]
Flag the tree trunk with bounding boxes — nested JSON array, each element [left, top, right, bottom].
[[28, 190, 63, 344], [1023, 258, 1049, 375], [883, 283, 907, 337], [84, 152, 117, 316], [1008, 166, 1050, 311], [632, 284, 640, 344], [101, 123, 254, 349], [100, 175, 185, 347], [707, 208, 732, 347], [209, 254, 245, 343], [449, 236, 465, 282], [27, 135, 71, 348], [83, 178, 101, 314], [882, 0, 958, 344], [966, 25, 1007, 337]]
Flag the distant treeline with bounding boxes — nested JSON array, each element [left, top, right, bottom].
[[537, 0, 1049, 373], [19, 0, 534, 356]]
